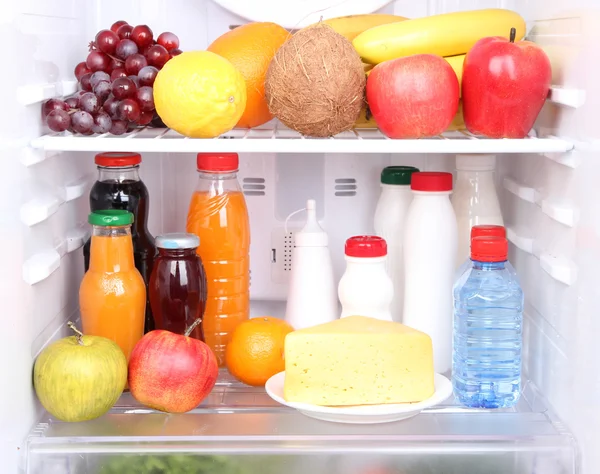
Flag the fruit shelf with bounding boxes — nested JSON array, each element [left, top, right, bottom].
[[25, 372, 577, 474], [29, 125, 574, 155]]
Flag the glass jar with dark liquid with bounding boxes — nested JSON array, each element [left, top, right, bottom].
[[150, 233, 207, 341], [83, 152, 156, 333]]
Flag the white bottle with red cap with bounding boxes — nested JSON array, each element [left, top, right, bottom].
[[338, 236, 394, 321], [403, 172, 457, 375]]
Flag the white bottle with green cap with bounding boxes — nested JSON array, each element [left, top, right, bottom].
[[285, 199, 337, 330], [374, 166, 419, 323]]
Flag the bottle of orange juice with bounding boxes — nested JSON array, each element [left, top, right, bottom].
[[79, 210, 146, 361], [186, 153, 250, 366]]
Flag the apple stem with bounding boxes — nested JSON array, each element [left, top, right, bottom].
[[184, 318, 202, 337], [67, 321, 84, 346], [510, 27, 516, 43]]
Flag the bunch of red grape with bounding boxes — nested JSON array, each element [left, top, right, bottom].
[[43, 20, 181, 135]]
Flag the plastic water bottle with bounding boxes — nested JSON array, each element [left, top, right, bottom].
[[454, 225, 517, 282], [452, 236, 524, 409]]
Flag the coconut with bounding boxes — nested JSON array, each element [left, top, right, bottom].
[[265, 23, 366, 137]]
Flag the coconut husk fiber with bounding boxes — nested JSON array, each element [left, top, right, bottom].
[[265, 23, 366, 137]]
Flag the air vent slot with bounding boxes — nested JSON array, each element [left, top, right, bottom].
[[335, 178, 357, 197], [243, 177, 265, 196]]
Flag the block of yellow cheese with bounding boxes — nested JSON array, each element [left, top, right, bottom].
[[284, 316, 435, 406]]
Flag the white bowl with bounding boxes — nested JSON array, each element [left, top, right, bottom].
[[210, 0, 395, 29]]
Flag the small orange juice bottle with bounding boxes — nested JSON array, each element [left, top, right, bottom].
[[79, 210, 146, 361]]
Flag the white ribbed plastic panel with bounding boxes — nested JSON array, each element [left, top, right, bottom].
[[30, 126, 574, 154]]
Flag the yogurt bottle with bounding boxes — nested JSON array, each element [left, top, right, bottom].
[[403, 172, 457, 374], [374, 166, 419, 322], [338, 236, 393, 321]]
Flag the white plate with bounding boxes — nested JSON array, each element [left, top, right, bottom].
[[211, 0, 394, 29], [265, 372, 452, 424]]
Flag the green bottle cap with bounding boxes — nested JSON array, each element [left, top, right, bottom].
[[380, 166, 420, 185], [88, 210, 134, 227]]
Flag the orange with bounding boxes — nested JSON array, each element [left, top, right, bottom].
[[225, 316, 294, 387], [207, 22, 290, 129]]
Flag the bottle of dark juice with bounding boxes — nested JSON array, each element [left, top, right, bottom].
[[150, 233, 207, 341], [83, 152, 156, 333]]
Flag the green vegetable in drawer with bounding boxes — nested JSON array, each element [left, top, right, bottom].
[[99, 455, 245, 474]]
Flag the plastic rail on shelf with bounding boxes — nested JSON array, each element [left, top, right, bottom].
[[547, 86, 586, 109], [30, 126, 575, 154], [17, 80, 78, 106], [506, 227, 578, 287], [22, 226, 89, 285], [502, 177, 579, 228]]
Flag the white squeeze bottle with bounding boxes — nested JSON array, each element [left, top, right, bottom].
[[284, 199, 337, 330], [338, 236, 393, 321], [403, 172, 457, 374], [452, 154, 503, 267], [374, 165, 419, 322]]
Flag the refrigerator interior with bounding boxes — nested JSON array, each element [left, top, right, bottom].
[[2, 0, 599, 472]]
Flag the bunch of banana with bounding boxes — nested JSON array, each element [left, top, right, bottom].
[[353, 9, 526, 64], [447, 101, 466, 132], [314, 13, 408, 42], [354, 103, 378, 129]]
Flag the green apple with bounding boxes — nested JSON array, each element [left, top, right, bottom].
[[33, 322, 127, 422]]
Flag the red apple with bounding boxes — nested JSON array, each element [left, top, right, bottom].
[[367, 54, 459, 139], [128, 320, 218, 413], [462, 29, 552, 138]]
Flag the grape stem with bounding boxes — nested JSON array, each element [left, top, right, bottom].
[[105, 52, 124, 64], [88, 40, 123, 65], [67, 321, 85, 346]]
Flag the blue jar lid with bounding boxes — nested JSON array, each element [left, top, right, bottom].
[[155, 233, 200, 250]]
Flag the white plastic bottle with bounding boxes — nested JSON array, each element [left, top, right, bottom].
[[403, 172, 457, 374], [284, 199, 337, 330], [374, 166, 419, 323], [452, 154, 503, 267], [338, 236, 393, 321]]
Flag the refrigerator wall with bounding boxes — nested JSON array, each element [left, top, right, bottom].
[[1, 0, 599, 473]]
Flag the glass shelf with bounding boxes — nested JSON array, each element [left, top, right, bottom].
[[26, 373, 577, 474]]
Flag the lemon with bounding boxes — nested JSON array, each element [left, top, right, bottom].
[[153, 51, 247, 138]]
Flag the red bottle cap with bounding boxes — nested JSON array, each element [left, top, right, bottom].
[[471, 225, 506, 240], [410, 172, 453, 192], [95, 152, 141, 167], [471, 236, 508, 262], [197, 153, 239, 172], [345, 236, 387, 258]]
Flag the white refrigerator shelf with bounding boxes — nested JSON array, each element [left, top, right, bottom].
[[30, 126, 574, 155], [25, 375, 577, 474]]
